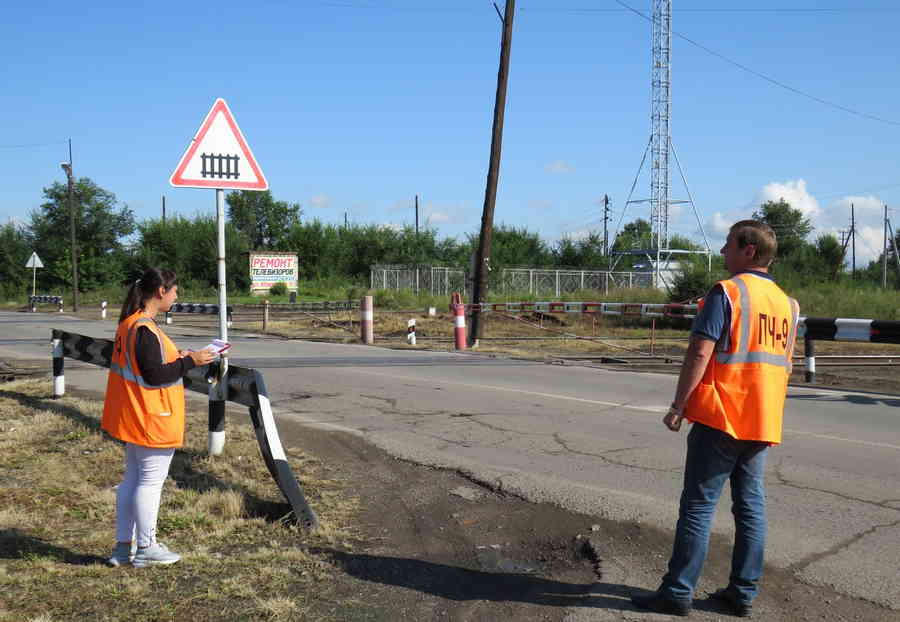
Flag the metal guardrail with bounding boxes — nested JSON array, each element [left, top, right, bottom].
[[49, 329, 319, 530], [457, 300, 698, 319], [29, 295, 64, 312]]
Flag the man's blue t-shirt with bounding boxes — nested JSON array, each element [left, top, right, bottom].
[[691, 270, 775, 346]]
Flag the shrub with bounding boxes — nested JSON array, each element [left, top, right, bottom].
[[269, 282, 288, 296]]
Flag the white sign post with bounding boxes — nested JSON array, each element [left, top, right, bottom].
[[170, 98, 268, 454], [25, 252, 44, 300]]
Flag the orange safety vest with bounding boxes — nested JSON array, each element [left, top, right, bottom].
[[101, 311, 186, 448], [685, 273, 800, 444]]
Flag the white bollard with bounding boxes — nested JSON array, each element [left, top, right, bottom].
[[428, 306, 436, 317], [407, 319, 416, 345], [360, 296, 374, 344], [52, 338, 65, 397], [100, 300, 108, 320]]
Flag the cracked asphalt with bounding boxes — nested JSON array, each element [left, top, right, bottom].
[[2, 310, 898, 614]]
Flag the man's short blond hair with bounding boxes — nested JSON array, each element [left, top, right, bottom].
[[731, 220, 778, 267]]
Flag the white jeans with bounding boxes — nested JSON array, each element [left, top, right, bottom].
[[115, 443, 175, 548]]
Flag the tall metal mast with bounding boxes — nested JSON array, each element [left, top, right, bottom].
[[650, 0, 672, 252], [614, 0, 711, 289]]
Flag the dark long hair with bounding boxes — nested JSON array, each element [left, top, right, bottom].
[[118, 268, 178, 323]]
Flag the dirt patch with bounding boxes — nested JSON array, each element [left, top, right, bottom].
[[271, 413, 899, 621]]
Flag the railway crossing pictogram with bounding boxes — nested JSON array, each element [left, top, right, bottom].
[[169, 98, 268, 190]]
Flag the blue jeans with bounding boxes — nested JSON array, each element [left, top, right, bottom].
[[659, 423, 769, 605]]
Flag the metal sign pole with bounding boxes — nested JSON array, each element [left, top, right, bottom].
[[217, 188, 228, 345]]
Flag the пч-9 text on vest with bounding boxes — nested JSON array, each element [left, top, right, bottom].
[[685, 273, 800, 444]]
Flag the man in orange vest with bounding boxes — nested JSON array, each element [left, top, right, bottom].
[[632, 220, 799, 617]]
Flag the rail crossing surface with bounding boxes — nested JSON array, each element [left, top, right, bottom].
[[0, 310, 897, 610]]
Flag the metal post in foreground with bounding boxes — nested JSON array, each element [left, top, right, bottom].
[[52, 337, 64, 398], [361, 296, 374, 344], [209, 188, 229, 456], [804, 336, 816, 383]]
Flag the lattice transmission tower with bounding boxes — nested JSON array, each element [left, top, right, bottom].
[[615, 0, 711, 289], [650, 0, 672, 250]]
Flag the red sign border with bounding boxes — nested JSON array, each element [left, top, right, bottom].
[[169, 98, 268, 190]]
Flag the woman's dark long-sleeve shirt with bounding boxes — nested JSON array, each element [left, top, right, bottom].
[[134, 325, 195, 386]]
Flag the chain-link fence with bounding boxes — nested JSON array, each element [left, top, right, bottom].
[[371, 264, 652, 296], [500, 268, 652, 296], [370, 265, 467, 296]]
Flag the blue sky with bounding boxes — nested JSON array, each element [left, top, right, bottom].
[[3, 1, 899, 264]]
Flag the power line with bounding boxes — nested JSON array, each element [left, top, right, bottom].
[[0, 139, 68, 150], [612, 0, 900, 127]]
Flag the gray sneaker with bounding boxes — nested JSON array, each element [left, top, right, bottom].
[[107, 542, 137, 567], [132, 542, 181, 568]]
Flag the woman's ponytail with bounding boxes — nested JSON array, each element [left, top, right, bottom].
[[117, 268, 178, 323]]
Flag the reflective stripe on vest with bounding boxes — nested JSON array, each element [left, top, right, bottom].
[[107, 318, 183, 389], [685, 273, 798, 443], [714, 276, 798, 370]]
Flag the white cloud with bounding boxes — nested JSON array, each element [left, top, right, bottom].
[[309, 194, 331, 209], [707, 180, 889, 266], [561, 228, 592, 241], [528, 199, 554, 211], [545, 160, 575, 174], [757, 179, 821, 220], [426, 211, 450, 224]]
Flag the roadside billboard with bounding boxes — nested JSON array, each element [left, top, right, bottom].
[[249, 251, 298, 295]]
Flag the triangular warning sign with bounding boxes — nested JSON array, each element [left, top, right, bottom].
[[170, 98, 268, 190]]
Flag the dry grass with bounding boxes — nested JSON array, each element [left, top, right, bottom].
[[0, 378, 360, 621]]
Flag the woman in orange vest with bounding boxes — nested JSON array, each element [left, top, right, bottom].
[[101, 268, 216, 568]]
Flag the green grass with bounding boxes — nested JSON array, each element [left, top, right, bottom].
[[0, 379, 362, 621]]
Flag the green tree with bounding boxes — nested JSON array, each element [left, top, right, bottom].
[[131, 215, 250, 293], [815, 234, 845, 280], [552, 232, 609, 268], [612, 219, 652, 252], [467, 225, 552, 269], [28, 178, 135, 292], [752, 198, 813, 259], [0, 222, 30, 298], [227, 190, 301, 250]]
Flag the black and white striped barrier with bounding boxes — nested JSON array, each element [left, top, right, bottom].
[[49, 329, 319, 530], [30, 295, 64, 313], [164, 303, 233, 328], [799, 318, 900, 383]]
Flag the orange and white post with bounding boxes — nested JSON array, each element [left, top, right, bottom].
[[453, 303, 467, 350]]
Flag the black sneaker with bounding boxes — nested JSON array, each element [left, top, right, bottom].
[[631, 592, 692, 616], [709, 587, 753, 617]]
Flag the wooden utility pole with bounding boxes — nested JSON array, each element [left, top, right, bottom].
[[602, 194, 610, 256], [63, 139, 79, 312], [470, 0, 515, 346], [415, 194, 419, 235], [851, 203, 856, 278], [162, 195, 166, 225], [884, 204, 889, 288]]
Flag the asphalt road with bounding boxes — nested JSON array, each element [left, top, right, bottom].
[[2, 311, 898, 610]]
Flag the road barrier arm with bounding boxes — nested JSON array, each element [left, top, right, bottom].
[[50, 329, 318, 529]]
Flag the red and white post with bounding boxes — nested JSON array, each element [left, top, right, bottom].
[[361, 295, 374, 344], [453, 303, 467, 350]]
